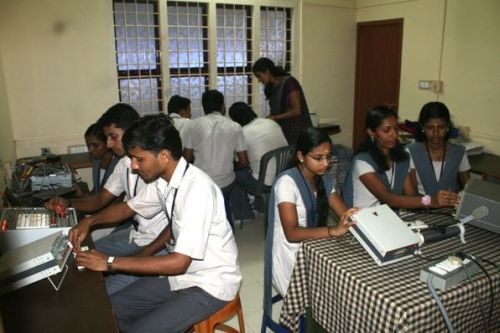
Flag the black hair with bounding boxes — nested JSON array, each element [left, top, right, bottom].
[[356, 105, 408, 171], [201, 90, 224, 115], [296, 127, 332, 227], [167, 95, 191, 115], [415, 101, 452, 142], [84, 123, 106, 143], [252, 57, 289, 100], [228, 102, 257, 126], [96, 103, 140, 131], [122, 113, 182, 159], [252, 57, 288, 77]]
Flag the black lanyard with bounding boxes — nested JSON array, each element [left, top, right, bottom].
[[126, 168, 139, 198], [97, 157, 114, 190], [162, 163, 190, 247]]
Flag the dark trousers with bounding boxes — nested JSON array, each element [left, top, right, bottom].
[[111, 276, 227, 333], [230, 167, 258, 220], [221, 182, 235, 229]]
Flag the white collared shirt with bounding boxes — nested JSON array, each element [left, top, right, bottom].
[[127, 158, 242, 301], [184, 112, 246, 188], [243, 118, 288, 185], [169, 113, 191, 148], [104, 156, 168, 246]]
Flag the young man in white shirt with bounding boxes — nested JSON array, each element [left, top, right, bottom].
[[183, 90, 249, 227], [46, 103, 168, 295], [228, 102, 288, 217], [167, 95, 191, 147], [75, 114, 241, 333]]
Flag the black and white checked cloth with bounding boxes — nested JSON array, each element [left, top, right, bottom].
[[280, 226, 500, 332]]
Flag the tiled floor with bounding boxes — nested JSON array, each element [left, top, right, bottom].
[[224, 214, 283, 333]]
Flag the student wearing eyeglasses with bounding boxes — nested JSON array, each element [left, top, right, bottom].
[[269, 127, 357, 297]]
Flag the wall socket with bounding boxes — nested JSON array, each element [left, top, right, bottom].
[[68, 144, 89, 154], [41, 147, 52, 156], [418, 80, 443, 93]]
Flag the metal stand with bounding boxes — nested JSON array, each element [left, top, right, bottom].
[[47, 264, 69, 291]]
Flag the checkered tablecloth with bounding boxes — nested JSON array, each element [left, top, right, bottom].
[[280, 226, 500, 332]]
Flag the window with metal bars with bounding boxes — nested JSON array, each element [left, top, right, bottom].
[[167, 1, 208, 119], [111, 0, 292, 117], [215, 4, 252, 111], [259, 6, 292, 116], [113, 0, 163, 115]]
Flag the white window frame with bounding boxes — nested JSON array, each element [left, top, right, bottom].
[[113, 0, 300, 117]]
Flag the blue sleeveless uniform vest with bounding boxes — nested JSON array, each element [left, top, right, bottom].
[[92, 155, 119, 193], [407, 142, 465, 196], [263, 167, 333, 312], [343, 152, 409, 207]]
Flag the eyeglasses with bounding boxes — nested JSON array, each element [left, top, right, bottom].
[[307, 154, 336, 164]]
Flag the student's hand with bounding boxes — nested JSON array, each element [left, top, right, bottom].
[[330, 207, 359, 237], [68, 218, 92, 251], [76, 249, 108, 272], [434, 190, 460, 207]]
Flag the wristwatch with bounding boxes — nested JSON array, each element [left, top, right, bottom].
[[421, 195, 431, 207], [107, 256, 115, 272]]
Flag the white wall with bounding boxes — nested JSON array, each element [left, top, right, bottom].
[[0, 0, 119, 158], [0, 53, 14, 163], [0, 0, 498, 163], [301, 0, 357, 147], [357, 0, 500, 154]]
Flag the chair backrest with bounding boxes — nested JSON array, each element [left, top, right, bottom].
[[330, 144, 353, 194], [253, 145, 295, 198], [261, 181, 289, 333]]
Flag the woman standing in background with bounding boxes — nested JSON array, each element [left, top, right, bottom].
[[252, 57, 312, 145]]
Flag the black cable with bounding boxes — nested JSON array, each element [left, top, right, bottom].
[[415, 252, 448, 262]]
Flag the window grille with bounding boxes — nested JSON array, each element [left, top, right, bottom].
[[112, 1, 293, 118], [258, 6, 291, 117], [113, 0, 162, 115], [167, 1, 208, 119], [215, 4, 252, 110]]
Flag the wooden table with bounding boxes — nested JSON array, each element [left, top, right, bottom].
[[469, 153, 500, 180], [0, 246, 118, 333]]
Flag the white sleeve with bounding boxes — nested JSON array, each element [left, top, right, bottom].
[[329, 183, 336, 194], [173, 180, 218, 260], [459, 152, 471, 172], [235, 125, 247, 152], [183, 119, 194, 149], [103, 159, 126, 196], [127, 183, 163, 219], [406, 148, 416, 169], [353, 159, 376, 178], [275, 175, 299, 205]]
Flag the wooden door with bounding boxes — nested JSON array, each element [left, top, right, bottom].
[[352, 19, 403, 150]]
